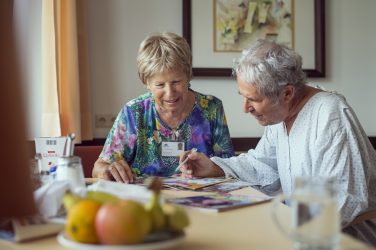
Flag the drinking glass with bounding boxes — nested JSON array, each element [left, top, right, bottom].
[[55, 156, 85, 190], [272, 177, 340, 250]]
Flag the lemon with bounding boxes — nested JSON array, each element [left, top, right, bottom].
[[66, 199, 101, 244]]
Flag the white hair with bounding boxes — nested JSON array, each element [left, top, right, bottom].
[[233, 39, 307, 101]]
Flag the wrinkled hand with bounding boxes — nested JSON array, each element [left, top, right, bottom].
[[178, 151, 224, 178], [98, 159, 135, 183]]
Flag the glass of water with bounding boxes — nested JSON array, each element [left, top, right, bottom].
[[272, 177, 340, 250], [55, 156, 85, 190]]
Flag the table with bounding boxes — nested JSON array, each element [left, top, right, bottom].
[[0, 187, 371, 250]]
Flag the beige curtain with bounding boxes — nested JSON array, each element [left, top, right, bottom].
[[41, 0, 93, 143], [41, 0, 60, 137]]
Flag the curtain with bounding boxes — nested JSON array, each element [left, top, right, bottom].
[[41, 0, 92, 143], [41, 0, 60, 137]]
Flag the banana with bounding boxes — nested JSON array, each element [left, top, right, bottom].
[[85, 191, 119, 204], [163, 203, 190, 232], [145, 177, 166, 232], [63, 190, 83, 212]]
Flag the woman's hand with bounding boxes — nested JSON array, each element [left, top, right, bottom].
[[178, 151, 225, 178], [93, 158, 135, 183]]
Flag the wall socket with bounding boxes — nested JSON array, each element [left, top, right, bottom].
[[95, 114, 117, 128]]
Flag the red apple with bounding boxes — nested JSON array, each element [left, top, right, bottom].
[[95, 200, 151, 245]]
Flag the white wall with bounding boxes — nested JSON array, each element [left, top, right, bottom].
[[87, 0, 183, 137], [17, 0, 376, 139], [87, 0, 376, 138]]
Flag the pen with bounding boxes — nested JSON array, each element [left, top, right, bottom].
[[174, 148, 198, 173]]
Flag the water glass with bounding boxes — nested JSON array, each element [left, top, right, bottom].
[[272, 177, 340, 250], [55, 156, 85, 190]]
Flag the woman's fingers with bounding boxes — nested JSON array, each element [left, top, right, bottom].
[[99, 168, 113, 180], [108, 163, 122, 182], [118, 160, 135, 183], [108, 161, 134, 183]]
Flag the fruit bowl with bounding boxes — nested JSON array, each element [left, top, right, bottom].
[[57, 231, 185, 250]]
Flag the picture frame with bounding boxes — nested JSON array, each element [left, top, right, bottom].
[[182, 0, 325, 78]]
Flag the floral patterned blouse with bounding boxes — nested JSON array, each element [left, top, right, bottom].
[[100, 90, 235, 177]]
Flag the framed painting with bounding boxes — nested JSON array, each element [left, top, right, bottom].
[[182, 0, 325, 77]]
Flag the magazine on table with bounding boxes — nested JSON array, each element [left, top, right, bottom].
[[162, 177, 233, 191], [134, 176, 252, 192], [0, 215, 64, 242], [200, 179, 252, 193], [167, 193, 271, 212]]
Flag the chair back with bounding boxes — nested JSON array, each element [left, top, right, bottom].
[[350, 210, 376, 226], [74, 145, 103, 178]]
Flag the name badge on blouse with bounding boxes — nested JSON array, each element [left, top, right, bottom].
[[161, 141, 185, 157]]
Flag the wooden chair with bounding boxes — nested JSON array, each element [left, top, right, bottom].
[[74, 145, 103, 178], [349, 210, 376, 226]]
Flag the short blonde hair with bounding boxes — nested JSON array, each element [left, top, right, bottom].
[[137, 32, 192, 85]]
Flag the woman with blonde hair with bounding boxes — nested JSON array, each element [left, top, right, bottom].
[[93, 32, 234, 182]]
